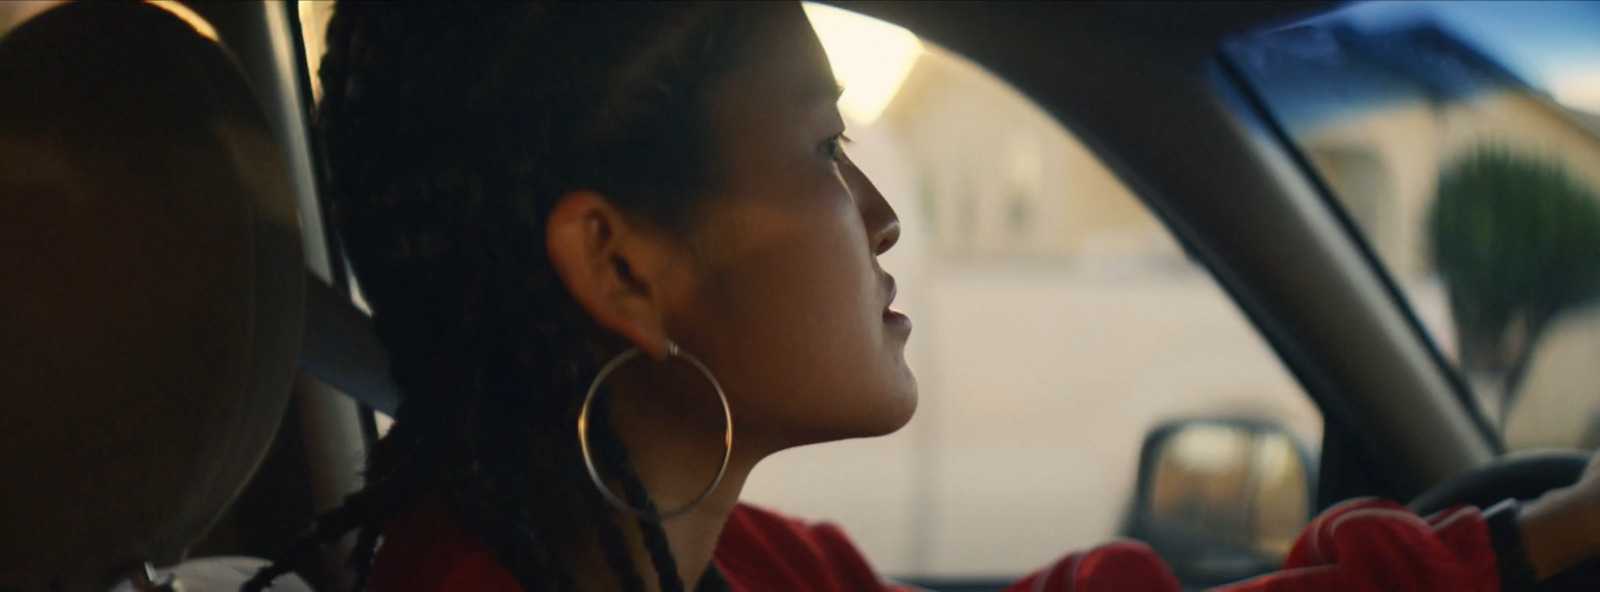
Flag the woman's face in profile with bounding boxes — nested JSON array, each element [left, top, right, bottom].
[[660, 3, 916, 451]]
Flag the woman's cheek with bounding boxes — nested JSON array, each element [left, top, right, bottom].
[[775, 208, 902, 434], [684, 172, 894, 443]]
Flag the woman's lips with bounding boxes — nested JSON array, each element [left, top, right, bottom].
[[881, 274, 909, 333], [883, 308, 912, 333]]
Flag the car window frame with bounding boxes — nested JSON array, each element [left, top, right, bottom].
[[1213, 27, 1503, 450]]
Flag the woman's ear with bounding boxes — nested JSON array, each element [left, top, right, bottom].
[[545, 190, 678, 360]]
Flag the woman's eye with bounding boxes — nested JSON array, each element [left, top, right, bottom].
[[825, 133, 852, 163]]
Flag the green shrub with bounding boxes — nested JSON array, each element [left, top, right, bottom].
[[1429, 145, 1600, 416]]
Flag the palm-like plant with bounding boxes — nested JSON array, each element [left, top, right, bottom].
[[1429, 145, 1600, 422]]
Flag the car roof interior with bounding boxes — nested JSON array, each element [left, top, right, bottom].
[[0, 1, 1504, 589]]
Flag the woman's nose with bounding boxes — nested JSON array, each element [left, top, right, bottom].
[[849, 163, 900, 256]]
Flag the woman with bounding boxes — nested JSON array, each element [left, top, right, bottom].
[[249, 3, 1600, 591]]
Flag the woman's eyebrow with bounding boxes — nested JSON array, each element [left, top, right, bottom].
[[803, 79, 846, 107]]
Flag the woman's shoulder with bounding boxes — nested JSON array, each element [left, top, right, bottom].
[[714, 503, 893, 591], [365, 498, 523, 592], [719, 502, 858, 558], [362, 500, 895, 592]]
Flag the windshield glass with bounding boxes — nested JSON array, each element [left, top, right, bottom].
[[1226, 1, 1600, 450]]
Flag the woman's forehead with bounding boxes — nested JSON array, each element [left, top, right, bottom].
[[721, 3, 838, 110]]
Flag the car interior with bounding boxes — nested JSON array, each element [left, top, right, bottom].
[[3, 1, 1599, 591]]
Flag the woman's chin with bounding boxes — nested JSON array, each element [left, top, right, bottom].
[[885, 366, 920, 429], [785, 397, 918, 447], [850, 381, 921, 439], [881, 388, 919, 435]]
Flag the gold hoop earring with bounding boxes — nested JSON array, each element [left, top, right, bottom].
[[578, 339, 733, 521]]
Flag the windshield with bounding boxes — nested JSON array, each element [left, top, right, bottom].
[[1226, 1, 1600, 450]]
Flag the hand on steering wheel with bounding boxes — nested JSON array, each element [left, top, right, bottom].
[[1409, 449, 1600, 591], [1520, 453, 1600, 581]]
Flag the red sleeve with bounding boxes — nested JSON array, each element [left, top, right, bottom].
[[715, 503, 915, 592], [1002, 541, 1184, 592], [1004, 498, 1501, 592], [365, 499, 523, 592], [367, 497, 1503, 592], [1219, 498, 1499, 592]]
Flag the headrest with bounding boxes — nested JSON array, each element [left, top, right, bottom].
[[0, 2, 303, 588]]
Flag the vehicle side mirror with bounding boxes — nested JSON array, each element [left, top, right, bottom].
[[1123, 419, 1316, 588]]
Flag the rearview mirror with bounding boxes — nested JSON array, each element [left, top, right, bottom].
[[1123, 419, 1316, 588]]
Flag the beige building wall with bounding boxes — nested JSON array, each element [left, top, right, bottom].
[[1302, 102, 1438, 274], [1297, 87, 1600, 433], [1302, 90, 1600, 276], [886, 45, 1183, 263]]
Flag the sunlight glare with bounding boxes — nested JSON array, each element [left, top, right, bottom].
[[1550, 71, 1600, 114], [147, 0, 219, 42], [803, 3, 922, 127]]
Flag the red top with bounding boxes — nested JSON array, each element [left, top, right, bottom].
[[365, 498, 1502, 592]]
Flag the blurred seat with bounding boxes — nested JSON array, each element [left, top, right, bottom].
[[104, 558, 311, 592], [0, 2, 305, 590]]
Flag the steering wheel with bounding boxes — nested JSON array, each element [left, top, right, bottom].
[[1408, 450, 1600, 591]]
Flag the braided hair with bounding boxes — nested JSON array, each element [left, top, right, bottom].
[[247, 3, 765, 590]]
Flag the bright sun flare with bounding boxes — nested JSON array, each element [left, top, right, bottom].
[[803, 3, 923, 127]]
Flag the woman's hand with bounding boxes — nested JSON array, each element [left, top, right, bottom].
[[1519, 453, 1600, 580]]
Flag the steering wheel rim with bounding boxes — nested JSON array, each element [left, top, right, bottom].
[[1409, 450, 1590, 515], [1408, 449, 1597, 591]]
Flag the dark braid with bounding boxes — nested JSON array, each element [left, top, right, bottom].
[[624, 465, 688, 592], [580, 398, 650, 592], [590, 388, 686, 592], [591, 391, 687, 592], [345, 522, 379, 592], [243, 482, 408, 592], [247, 2, 767, 591]]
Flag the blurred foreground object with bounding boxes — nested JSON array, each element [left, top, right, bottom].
[[0, 2, 303, 589]]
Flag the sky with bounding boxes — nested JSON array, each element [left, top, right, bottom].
[[1337, 0, 1600, 112]]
